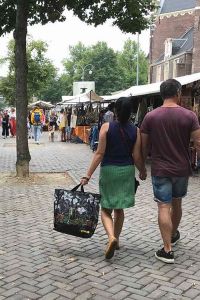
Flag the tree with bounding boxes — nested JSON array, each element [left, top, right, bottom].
[[27, 40, 57, 100], [40, 74, 73, 104], [62, 40, 148, 95], [0, 39, 57, 105], [117, 39, 148, 88], [63, 42, 124, 95], [0, 0, 157, 177]]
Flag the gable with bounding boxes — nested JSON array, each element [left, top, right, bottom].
[[155, 27, 194, 64], [160, 0, 196, 15]]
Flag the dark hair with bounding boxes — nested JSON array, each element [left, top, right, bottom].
[[60, 108, 64, 113], [107, 103, 115, 112], [160, 79, 182, 100], [115, 97, 132, 124]]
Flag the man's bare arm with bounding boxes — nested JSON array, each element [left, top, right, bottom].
[[191, 128, 200, 151], [141, 132, 150, 162]]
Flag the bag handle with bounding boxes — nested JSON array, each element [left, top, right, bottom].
[[71, 184, 84, 193]]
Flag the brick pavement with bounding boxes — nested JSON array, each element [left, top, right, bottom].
[[0, 132, 200, 300]]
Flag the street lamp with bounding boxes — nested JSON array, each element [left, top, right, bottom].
[[136, 32, 139, 86], [81, 64, 94, 81], [74, 63, 94, 81]]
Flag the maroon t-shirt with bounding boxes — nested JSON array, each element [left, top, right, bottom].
[[140, 106, 200, 177]]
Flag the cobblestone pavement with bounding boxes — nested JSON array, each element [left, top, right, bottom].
[[0, 131, 200, 300]]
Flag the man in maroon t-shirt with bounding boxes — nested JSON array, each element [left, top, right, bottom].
[[141, 79, 200, 264]]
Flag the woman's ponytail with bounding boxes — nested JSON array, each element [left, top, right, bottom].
[[115, 97, 132, 124]]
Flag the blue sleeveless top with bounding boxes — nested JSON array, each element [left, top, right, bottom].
[[101, 121, 137, 166]]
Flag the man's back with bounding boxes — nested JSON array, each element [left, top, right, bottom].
[[141, 106, 200, 176]]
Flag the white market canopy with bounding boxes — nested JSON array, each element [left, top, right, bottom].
[[28, 100, 54, 109], [61, 91, 103, 105], [102, 72, 200, 101]]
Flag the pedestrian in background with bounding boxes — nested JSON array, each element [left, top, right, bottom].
[[9, 107, 16, 137], [66, 109, 72, 142], [31, 106, 43, 144], [28, 110, 34, 139], [81, 97, 146, 259], [57, 108, 66, 142], [141, 79, 200, 264], [103, 103, 114, 123], [2, 110, 9, 139]]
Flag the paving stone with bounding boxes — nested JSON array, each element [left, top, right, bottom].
[[40, 293, 59, 300], [0, 132, 200, 300], [54, 288, 77, 298], [37, 285, 57, 296], [1, 287, 21, 297], [111, 290, 131, 299], [74, 291, 93, 300], [147, 289, 167, 299], [183, 288, 200, 299], [18, 283, 39, 293]]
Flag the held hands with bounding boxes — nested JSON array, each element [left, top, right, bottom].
[[139, 168, 147, 181], [80, 176, 90, 186]]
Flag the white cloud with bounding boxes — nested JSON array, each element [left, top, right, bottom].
[[0, 10, 150, 76]]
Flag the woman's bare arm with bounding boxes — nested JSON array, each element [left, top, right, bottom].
[[81, 123, 109, 184]]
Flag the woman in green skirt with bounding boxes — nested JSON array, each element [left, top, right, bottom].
[[81, 97, 146, 259]]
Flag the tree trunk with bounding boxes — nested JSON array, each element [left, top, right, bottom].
[[15, 0, 31, 177]]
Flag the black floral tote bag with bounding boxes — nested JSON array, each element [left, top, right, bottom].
[[54, 184, 100, 238]]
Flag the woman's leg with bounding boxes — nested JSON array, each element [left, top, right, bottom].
[[101, 208, 118, 259], [61, 127, 66, 141], [114, 209, 124, 248], [101, 208, 114, 240]]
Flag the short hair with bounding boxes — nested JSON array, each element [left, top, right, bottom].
[[160, 79, 182, 100], [115, 97, 132, 124]]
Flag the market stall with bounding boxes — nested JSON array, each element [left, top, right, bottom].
[[60, 91, 103, 145], [103, 72, 200, 170]]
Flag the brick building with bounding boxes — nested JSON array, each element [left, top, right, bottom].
[[149, 0, 200, 83]]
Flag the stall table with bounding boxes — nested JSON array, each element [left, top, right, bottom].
[[74, 126, 90, 144]]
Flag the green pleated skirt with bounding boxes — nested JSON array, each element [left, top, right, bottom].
[[99, 165, 135, 209]]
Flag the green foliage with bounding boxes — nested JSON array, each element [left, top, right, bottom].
[[40, 74, 72, 103], [0, 38, 57, 104], [0, 38, 149, 102], [62, 40, 148, 95], [27, 40, 57, 100], [0, 1, 158, 37], [117, 39, 148, 87]]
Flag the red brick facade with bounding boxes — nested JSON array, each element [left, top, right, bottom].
[[150, 1, 200, 83], [150, 13, 194, 63], [192, 6, 200, 73]]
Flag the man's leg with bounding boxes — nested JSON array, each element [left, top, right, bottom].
[[37, 125, 41, 142], [2, 124, 5, 137], [171, 198, 182, 236], [157, 202, 172, 252], [33, 126, 37, 141]]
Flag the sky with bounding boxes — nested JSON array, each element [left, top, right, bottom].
[[0, 10, 150, 76]]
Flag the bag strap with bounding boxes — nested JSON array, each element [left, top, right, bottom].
[[119, 126, 140, 191], [71, 184, 84, 193], [119, 126, 135, 156]]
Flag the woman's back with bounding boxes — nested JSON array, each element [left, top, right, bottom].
[[102, 120, 137, 166]]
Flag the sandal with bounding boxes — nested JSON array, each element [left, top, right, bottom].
[[105, 237, 118, 259]]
